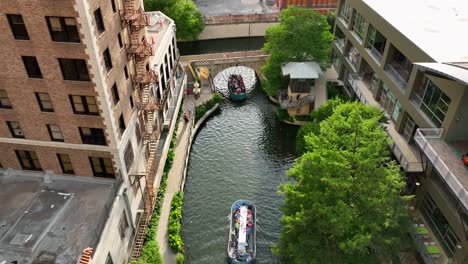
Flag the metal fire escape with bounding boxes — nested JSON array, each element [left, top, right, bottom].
[[120, 0, 165, 259]]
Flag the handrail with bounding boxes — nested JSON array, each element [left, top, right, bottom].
[[414, 128, 468, 211], [385, 64, 408, 89], [368, 46, 383, 63]]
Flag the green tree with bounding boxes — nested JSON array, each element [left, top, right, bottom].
[[277, 101, 411, 263], [262, 7, 334, 97], [144, 0, 204, 41]]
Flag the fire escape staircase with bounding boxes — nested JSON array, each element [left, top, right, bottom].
[[121, 0, 162, 260]]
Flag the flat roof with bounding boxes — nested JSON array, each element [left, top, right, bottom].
[[0, 172, 117, 263], [416, 63, 468, 86], [281, 62, 323, 79], [146, 11, 174, 60], [363, 0, 468, 63]]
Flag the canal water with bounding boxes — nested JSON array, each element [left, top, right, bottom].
[[177, 37, 265, 56], [181, 88, 298, 264]]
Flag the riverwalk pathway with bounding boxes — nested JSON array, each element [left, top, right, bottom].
[[156, 83, 213, 264]]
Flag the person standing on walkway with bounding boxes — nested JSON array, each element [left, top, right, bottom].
[[183, 112, 189, 123]]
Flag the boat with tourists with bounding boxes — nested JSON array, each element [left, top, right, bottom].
[[228, 74, 247, 101], [227, 200, 256, 264]]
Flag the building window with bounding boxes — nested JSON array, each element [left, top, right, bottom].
[[79, 127, 106, 145], [7, 14, 29, 40], [118, 211, 129, 238], [350, 10, 366, 41], [35, 92, 54, 112], [135, 122, 142, 143], [15, 150, 42, 171], [129, 95, 134, 108], [378, 84, 401, 122], [0, 90, 13, 109], [57, 153, 74, 174], [58, 58, 90, 81], [124, 66, 129, 79], [338, 1, 352, 24], [69, 95, 99, 115], [7, 121, 25, 138], [119, 115, 126, 135], [89, 157, 114, 178], [420, 194, 461, 257], [103, 48, 113, 72], [401, 114, 417, 143], [94, 8, 105, 34], [417, 80, 451, 127], [46, 17, 80, 43], [117, 33, 123, 49], [111, 0, 117, 13], [124, 143, 134, 172], [22, 56, 43, 78], [111, 83, 120, 105], [46, 124, 64, 142]]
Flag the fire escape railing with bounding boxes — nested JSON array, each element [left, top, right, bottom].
[[120, 0, 161, 260]]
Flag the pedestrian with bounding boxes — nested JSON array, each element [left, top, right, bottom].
[[183, 112, 188, 123]]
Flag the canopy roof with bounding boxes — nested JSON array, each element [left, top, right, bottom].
[[281, 62, 323, 79], [416, 62, 468, 86]]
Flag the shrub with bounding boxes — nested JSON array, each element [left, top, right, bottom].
[[276, 108, 293, 122], [176, 253, 185, 264], [168, 192, 184, 253], [194, 93, 222, 122]]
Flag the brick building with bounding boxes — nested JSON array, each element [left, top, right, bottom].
[[278, 0, 337, 14], [333, 0, 468, 263], [0, 0, 185, 263]]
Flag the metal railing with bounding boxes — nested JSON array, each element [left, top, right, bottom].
[[414, 128, 468, 211], [279, 94, 314, 109], [385, 64, 409, 90], [335, 38, 345, 51], [368, 46, 383, 64], [347, 73, 369, 104], [409, 229, 436, 264]]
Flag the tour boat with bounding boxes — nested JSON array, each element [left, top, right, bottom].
[[228, 74, 247, 101], [227, 200, 256, 264]]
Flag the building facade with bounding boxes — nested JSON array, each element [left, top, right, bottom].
[[332, 0, 468, 263], [278, 0, 337, 14], [0, 0, 185, 263]]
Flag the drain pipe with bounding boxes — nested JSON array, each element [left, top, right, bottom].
[[122, 188, 135, 229]]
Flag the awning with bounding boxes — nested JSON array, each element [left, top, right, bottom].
[[415, 62, 468, 86]]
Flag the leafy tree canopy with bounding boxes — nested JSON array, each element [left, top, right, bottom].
[[277, 101, 411, 263], [261, 7, 334, 97], [144, 0, 204, 41]]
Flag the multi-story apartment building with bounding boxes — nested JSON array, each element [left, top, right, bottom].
[[333, 0, 467, 263], [0, 0, 186, 263]]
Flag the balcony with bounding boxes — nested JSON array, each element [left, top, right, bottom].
[[345, 47, 360, 72], [414, 128, 468, 211], [367, 46, 383, 64], [385, 63, 411, 90], [346, 74, 423, 173], [334, 38, 345, 52]]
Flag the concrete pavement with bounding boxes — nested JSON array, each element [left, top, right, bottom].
[[157, 83, 214, 264]]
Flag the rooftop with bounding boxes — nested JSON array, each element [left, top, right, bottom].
[[0, 171, 118, 263], [362, 0, 468, 62], [281, 62, 323, 79], [146, 11, 174, 59]]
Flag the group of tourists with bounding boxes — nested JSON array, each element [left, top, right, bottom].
[[228, 74, 246, 94]]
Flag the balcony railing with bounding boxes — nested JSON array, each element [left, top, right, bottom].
[[279, 94, 314, 109], [414, 128, 468, 211], [368, 46, 383, 64], [335, 38, 345, 52], [385, 64, 409, 89], [347, 74, 424, 173]]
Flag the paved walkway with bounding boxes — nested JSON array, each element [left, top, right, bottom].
[[157, 83, 214, 264]]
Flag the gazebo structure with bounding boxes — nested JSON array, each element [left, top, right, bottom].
[[280, 62, 323, 117]]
